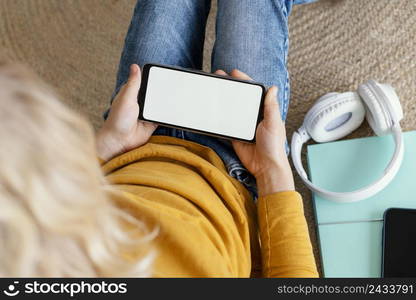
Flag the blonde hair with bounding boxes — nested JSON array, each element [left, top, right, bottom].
[[0, 62, 155, 277]]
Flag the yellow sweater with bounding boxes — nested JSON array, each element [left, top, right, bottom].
[[101, 136, 318, 277]]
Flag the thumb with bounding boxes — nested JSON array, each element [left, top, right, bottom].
[[123, 64, 142, 101], [263, 86, 281, 127], [108, 64, 141, 121]]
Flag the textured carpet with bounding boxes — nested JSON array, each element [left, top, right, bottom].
[[1, 0, 415, 275]]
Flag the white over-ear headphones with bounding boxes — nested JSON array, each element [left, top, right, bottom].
[[291, 80, 404, 203]]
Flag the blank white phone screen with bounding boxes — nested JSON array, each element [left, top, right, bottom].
[[143, 66, 263, 140]]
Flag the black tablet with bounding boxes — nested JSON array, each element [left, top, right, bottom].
[[382, 207, 416, 277], [138, 63, 266, 143]]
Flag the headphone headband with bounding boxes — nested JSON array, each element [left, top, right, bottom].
[[291, 124, 404, 203]]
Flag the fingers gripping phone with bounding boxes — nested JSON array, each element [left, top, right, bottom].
[[382, 208, 416, 277], [138, 63, 266, 143]]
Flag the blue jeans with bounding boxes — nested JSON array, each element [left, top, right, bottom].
[[109, 0, 316, 198]]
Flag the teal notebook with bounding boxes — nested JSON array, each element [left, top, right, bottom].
[[307, 130, 416, 277]]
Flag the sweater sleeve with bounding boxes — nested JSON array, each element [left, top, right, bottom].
[[257, 191, 318, 277]]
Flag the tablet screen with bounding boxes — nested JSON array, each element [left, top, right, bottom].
[[141, 65, 264, 141], [383, 208, 416, 277]]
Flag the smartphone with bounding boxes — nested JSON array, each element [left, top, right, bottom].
[[382, 207, 416, 277], [138, 63, 266, 143]]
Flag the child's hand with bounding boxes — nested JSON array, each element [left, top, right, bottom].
[[215, 69, 294, 196], [96, 64, 157, 161]]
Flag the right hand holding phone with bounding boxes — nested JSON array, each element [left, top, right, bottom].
[[214, 69, 295, 196]]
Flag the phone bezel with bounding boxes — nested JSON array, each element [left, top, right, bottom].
[[382, 207, 416, 277], [138, 63, 266, 143]]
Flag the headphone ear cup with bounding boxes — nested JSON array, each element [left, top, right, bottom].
[[304, 92, 366, 143], [358, 82, 390, 136], [358, 80, 402, 136]]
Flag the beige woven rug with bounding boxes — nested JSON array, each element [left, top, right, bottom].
[[1, 0, 415, 275]]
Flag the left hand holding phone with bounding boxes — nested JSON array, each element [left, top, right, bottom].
[[96, 64, 158, 161]]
